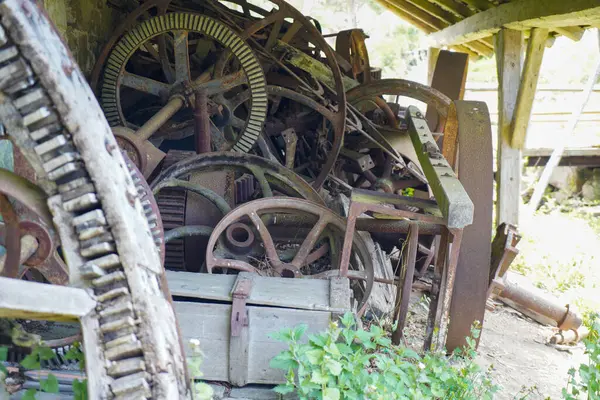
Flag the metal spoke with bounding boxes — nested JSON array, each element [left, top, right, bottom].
[[158, 36, 175, 84], [173, 30, 190, 83], [291, 216, 329, 268], [248, 211, 281, 268], [194, 71, 247, 96], [121, 72, 171, 97]]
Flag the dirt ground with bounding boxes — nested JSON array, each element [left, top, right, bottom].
[[477, 305, 587, 400], [401, 289, 587, 400]]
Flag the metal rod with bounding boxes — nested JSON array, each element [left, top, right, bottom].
[[136, 96, 185, 141], [498, 275, 582, 330], [0, 234, 37, 277], [392, 221, 419, 345], [164, 225, 214, 243], [194, 89, 211, 154]]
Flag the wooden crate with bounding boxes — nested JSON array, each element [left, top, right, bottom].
[[166, 271, 351, 386]]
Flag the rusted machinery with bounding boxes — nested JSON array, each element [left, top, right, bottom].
[[0, 0, 494, 392]]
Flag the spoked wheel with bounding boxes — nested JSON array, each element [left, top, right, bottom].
[[341, 79, 452, 193], [0, 169, 68, 284], [0, 1, 190, 398], [205, 197, 374, 315], [100, 12, 267, 152], [150, 151, 324, 204]]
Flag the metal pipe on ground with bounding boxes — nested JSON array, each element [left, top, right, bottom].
[[498, 274, 582, 331]]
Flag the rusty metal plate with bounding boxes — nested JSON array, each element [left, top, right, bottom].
[[445, 101, 493, 352]]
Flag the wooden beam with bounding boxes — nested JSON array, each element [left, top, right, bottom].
[[495, 29, 523, 226], [382, 0, 493, 56], [0, 277, 95, 321], [554, 26, 585, 41], [406, 106, 474, 229], [429, 0, 600, 46], [510, 27, 548, 148], [428, 0, 475, 18]]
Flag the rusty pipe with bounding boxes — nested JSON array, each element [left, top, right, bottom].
[[194, 89, 211, 154], [136, 95, 185, 141], [499, 277, 582, 331], [0, 234, 38, 277]]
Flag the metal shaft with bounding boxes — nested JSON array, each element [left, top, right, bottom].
[[136, 96, 185, 141], [194, 89, 211, 153]]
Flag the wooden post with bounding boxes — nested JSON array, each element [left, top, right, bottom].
[[527, 51, 600, 213], [495, 29, 523, 227], [427, 47, 441, 85], [511, 27, 548, 148]]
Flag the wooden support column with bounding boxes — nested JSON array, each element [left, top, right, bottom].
[[511, 27, 549, 148], [495, 29, 523, 227], [427, 47, 441, 85]]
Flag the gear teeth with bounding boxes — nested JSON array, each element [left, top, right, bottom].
[[80, 241, 115, 258], [47, 161, 81, 181], [14, 88, 48, 113], [110, 371, 151, 398], [92, 271, 126, 287], [73, 209, 107, 229], [99, 300, 134, 319], [100, 317, 136, 334], [0, 59, 32, 89], [24, 106, 55, 128], [107, 357, 146, 378], [80, 263, 107, 279], [78, 226, 109, 241], [105, 339, 143, 361], [58, 176, 90, 193], [97, 287, 129, 303], [34, 132, 66, 155], [0, 26, 158, 397], [63, 192, 99, 212], [0, 25, 6, 46], [42, 152, 80, 173], [84, 253, 120, 270], [0, 46, 20, 64]]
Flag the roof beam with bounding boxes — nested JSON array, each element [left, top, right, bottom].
[[383, 0, 493, 55], [429, 0, 600, 46]]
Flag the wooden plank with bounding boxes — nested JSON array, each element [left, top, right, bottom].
[[405, 106, 474, 228], [510, 27, 548, 148], [495, 28, 523, 227], [524, 147, 600, 157], [166, 271, 344, 313], [0, 277, 95, 321], [174, 302, 331, 384], [167, 271, 236, 302], [554, 26, 585, 41], [246, 307, 330, 384], [428, 0, 600, 46], [174, 302, 231, 382]]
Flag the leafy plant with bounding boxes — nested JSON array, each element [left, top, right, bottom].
[[20, 345, 59, 400], [188, 339, 214, 400], [270, 312, 498, 400], [563, 316, 600, 399], [65, 342, 87, 400]]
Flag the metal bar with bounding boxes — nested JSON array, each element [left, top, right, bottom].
[[392, 221, 419, 345], [194, 89, 211, 154], [136, 96, 185, 141]]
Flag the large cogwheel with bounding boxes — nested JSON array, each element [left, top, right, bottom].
[[0, 0, 190, 398], [100, 12, 268, 153]]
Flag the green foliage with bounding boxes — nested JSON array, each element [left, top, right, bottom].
[[20, 342, 88, 399], [270, 313, 498, 399], [0, 346, 7, 375], [188, 339, 214, 400], [563, 316, 600, 399]]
